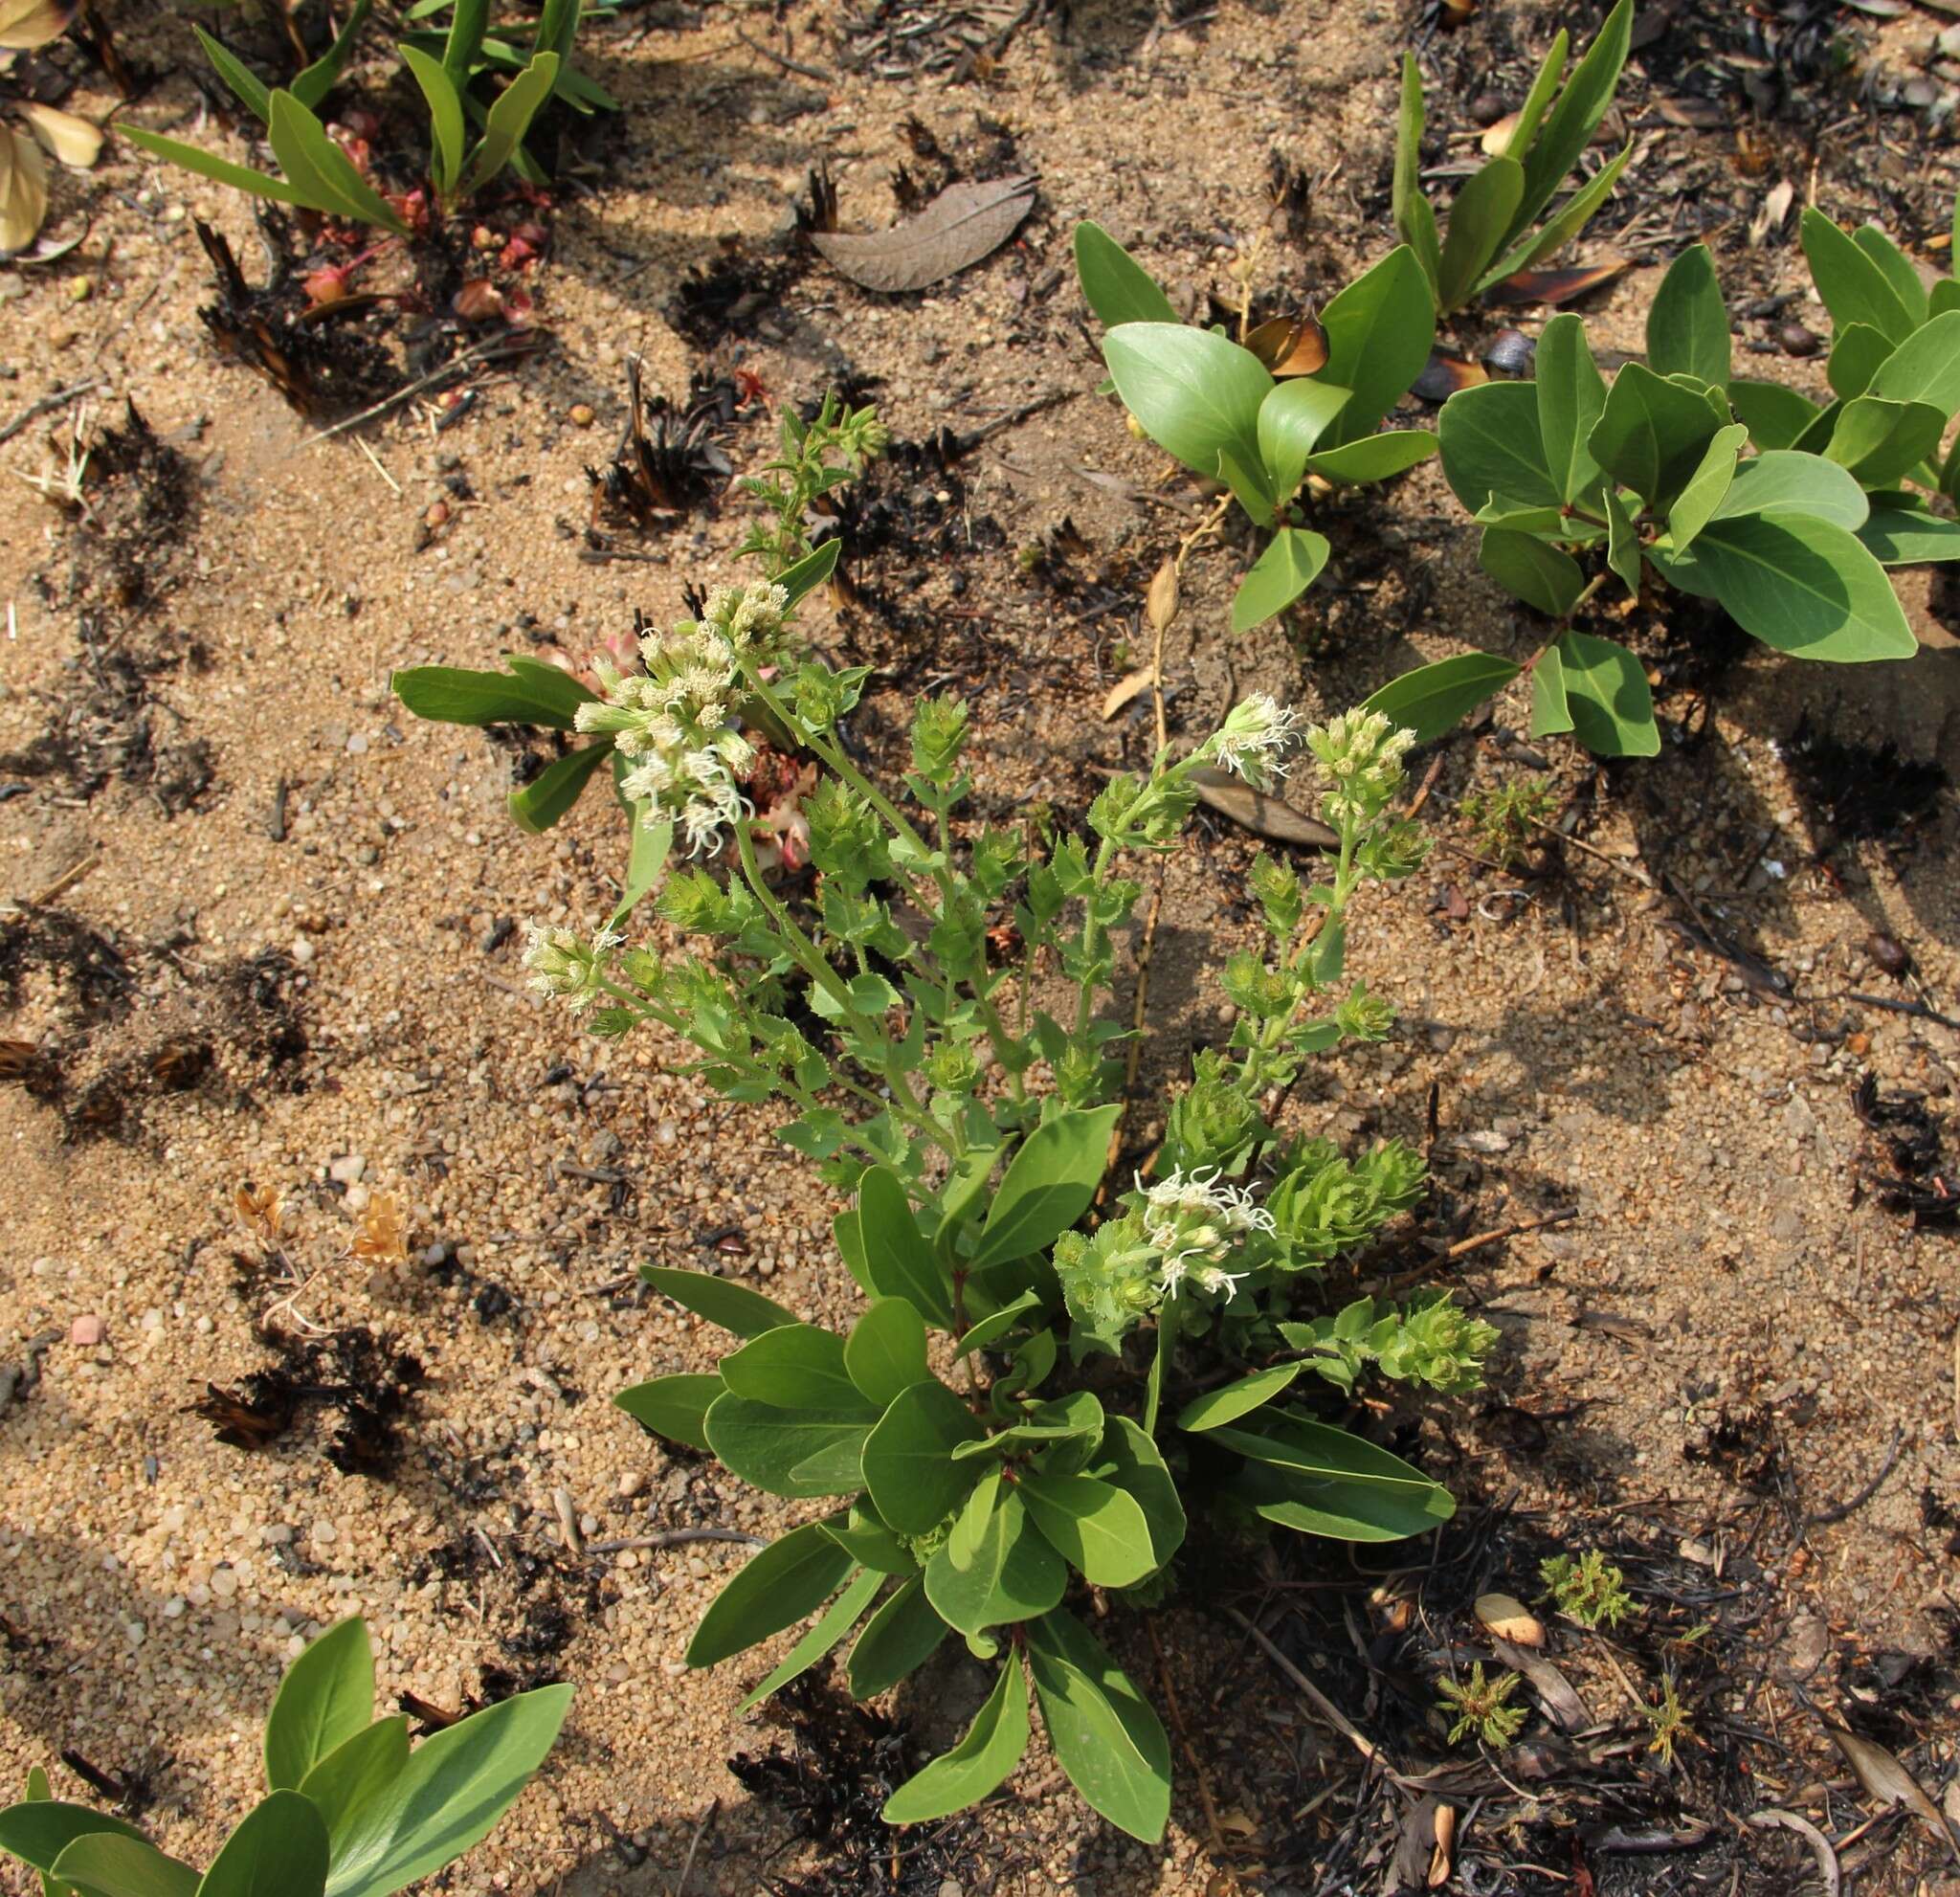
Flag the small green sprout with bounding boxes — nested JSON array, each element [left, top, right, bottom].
[[1644, 1674, 1693, 1766], [1438, 1663, 1526, 1749], [1460, 777, 1560, 870], [1540, 1549, 1636, 1630]]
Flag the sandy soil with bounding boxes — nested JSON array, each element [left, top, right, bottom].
[[3, 0, 1960, 1891]]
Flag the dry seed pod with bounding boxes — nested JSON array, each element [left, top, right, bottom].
[[1475, 1591, 1546, 1647], [1146, 557, 1179, 634]]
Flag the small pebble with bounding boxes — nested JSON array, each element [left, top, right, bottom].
[[569, 403, 595, 427], [70, 1314, 104, 1347], [1778, 322, 1821, 358], [1868, 931, 1911, 977]]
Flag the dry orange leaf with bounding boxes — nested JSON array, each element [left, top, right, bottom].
[[348, 1193, 410, 1264], [1477, 1591, 1547, 1647], [1243, 313, 1329, 378], [234, 1183, 284, 1243]]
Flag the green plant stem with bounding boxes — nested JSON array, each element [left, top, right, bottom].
[[1144, 1293, 1183, 1436], [1072, 837, 1120, 1038]]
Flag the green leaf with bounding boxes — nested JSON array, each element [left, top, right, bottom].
[[924, 1487, 1065, 1636], [1073, 221, 1177, 328], [739, 1568, 882, 1712], [1647, 242, 1731, 388], [505, 740, 612, 834], [820, 1498, 915, 1576], [1713, 450, 1868, 530], [1392, 56, 1442, 299], [1933, 278, 1960, 320], [1089, 1417, 1185, 1566], [1728, 377, 1822, 451], [863, 1381, 984, 1534], [1437, 156, 1525, 315], [45, 1837, 197, 1897], [1587, 362, 1725, 509], [1230, 527, 1329, 632], [400, 45, 465, 195], [1666, 421, 1748, 553], [390, 659, 593, 729], [687, 1524, 854, 1669], [1102, 324, 1271, 485], [1315, 245, 1437, 444], [1867, 311, 1960, 420], [318, 1686, 570, 1897], [1825, 397, 1949, 488], [1656, 513, 1917, 661], [1017, 1473, 1157, 1587], [1303, 430, 1436, 486], [638, 1265, 797, 1338], [443, 0, 489, 83], [1214, 1414, 1459, 1540], [264, 1618, 373, 1793], [848, 1575, 949, 1697], [1504, 0, 1632, 247], [969, 1106, 1122, 1272], [721, 1325, 874, 1416], [1853, 223, 1930, 329], [702, 1395, 870, 1499], [1529, 646, 1574, 737], [1025, 1613, 1170, 1843], [882, 1659, 1030, 1824], [1603, 483, 1642, 595], [858, 1166, 956, 1328], [1828, 323, 1895, 402], [1215, 443, 1277, 525], [1258, 377, 1351, 500], [1504, 30, 1569, 161], [1550, 630, 1659, 755], [1858, 494, 1960, 565], [291, 0, 373, 112], [1480, 143, 1633, 290], [776, 537, 841, 612], [120, 126, 315, 212], [609, 804, 672, 931], [1535, 311, 1608, 503], [196, 1792, 328, 1897], [845, 1300, 930, 1410], [1176, 1362, 1303, 1432], [1438, 380, 1561, 511], [1479, 525, 1584, 616], [1361, 652, 1523, 743], [193, 29, 271, 123], [461, 52, 560, 196], [268, 92, 407, 234], [955, 1290, 1045, 1358], [296, 1719, 410, 1879], [0, 1806, 147, 1879], [1801, 207, 1917, 346]]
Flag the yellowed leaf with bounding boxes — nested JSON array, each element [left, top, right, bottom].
[[1101, 667, 1155, 721], [1477, 1592, 1546, 1647]]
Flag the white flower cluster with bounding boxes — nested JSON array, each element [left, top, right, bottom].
[[1304, 708, 1415, 826], [1140, 1166, 1275, 1299], [1211, 693, 1303, 789], [522, 921, 620, 1010], [573, 579, 791, 856]]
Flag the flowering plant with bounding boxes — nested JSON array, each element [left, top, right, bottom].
[[397, 396, 1495, 1841]]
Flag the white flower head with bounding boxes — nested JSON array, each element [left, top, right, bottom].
[[522, 921, 618, 1011], [1212, 694, 1303, 788], [1305, 707, 1416, 825], [1139, 1165, 1272, 1301]]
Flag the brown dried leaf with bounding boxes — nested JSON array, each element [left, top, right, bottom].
[[0, 123, 49, 255], [1188, 767, 1337, 849], [1657, 97, 1728, 128], [234, 1183, 284, 1243], [1243, 313, 1328, 377], [1491, 1636, 1591, 1730], [1486, 259, 1630, 307], [1414, 349, 1488, 402], [1748, 178, 1795, 248], [1747, 1811, 1839, 1897], [348, 1193, 410, 1264], [0, 0, 78, 51], [813, 174, 1037, 293], [1146, 556, 1179, 633], [1102, 668, 1155, 721], [1476, 1593, 1546, 1647], [17, 100, 100, 168], [1480, 113, 1520, 156], [1824, 1723, 1955, 1850]]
